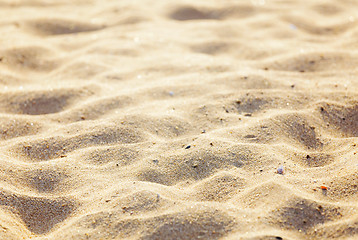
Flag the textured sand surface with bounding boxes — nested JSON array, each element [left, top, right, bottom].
[[1, 0, 358, 239]]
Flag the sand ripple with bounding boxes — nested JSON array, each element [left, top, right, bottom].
[[0, 0, 357, 239]]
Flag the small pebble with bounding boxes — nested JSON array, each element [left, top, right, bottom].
[[169, 91, 174, 96], [277, 166, 284, 174], [185, 145, 191, 149], [289, 23, 297, 30], [192, 162, 198, 168]]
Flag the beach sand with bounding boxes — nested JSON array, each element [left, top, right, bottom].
[[0, 0, 358, 239]]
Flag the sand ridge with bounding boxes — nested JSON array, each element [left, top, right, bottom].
[[0, 0, 358, 239]]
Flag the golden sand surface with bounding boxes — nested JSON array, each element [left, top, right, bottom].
[[0, 0, 358, 239]]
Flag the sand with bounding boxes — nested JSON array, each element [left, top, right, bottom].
[[0, 0, 358, 239]]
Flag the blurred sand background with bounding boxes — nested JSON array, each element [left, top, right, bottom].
[[0, 0, 358, 239]]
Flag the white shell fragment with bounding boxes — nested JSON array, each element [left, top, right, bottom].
[[277, 165, 284, 174]]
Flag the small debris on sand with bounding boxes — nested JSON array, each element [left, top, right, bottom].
[[277, 166, 284, 175]]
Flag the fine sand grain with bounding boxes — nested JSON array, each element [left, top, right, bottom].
[[0, 0, 358, 239]]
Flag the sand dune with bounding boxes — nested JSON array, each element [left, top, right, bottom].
[[0, 0, 358, 239]]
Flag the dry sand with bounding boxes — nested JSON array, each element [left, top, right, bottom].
[[0, 0, 358, 239]]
